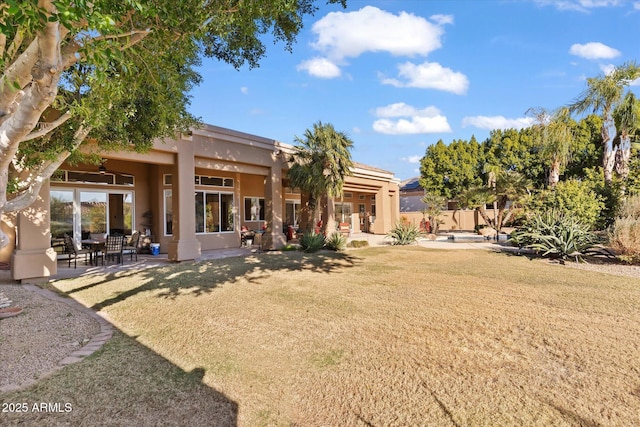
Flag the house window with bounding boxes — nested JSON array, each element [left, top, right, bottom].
[[195, 191, 234, 233], [51, 188, 134, 240], [194, 175, 234, 187], [53, 170, 134, 186], [335, 202, 352, 224], [164, 190, 173, 235], [244, 197, 265, 221], [50, 190, 74, 239], [285, 201, 301, 227]]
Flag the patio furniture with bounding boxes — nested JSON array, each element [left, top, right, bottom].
[[123, 231, 141, 261], [96, 234, 125, 265], [240, 227, 256, 248], [63, 234, 92, 268]]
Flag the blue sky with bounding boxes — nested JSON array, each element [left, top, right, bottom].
[[188, 0, 640, 180]]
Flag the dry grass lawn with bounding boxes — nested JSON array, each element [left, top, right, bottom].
[[5, 246, 640, 426]]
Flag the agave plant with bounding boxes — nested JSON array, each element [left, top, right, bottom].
[[324, 232, 347, 251], [386, 221, 423, 246], [299, 232, 325, 253], [509, 210, 598, 262]]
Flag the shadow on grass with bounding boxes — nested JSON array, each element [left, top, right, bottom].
[[62, 251, 360, 311], [0, 330, 238, 426]]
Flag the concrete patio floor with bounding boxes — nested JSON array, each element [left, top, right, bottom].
[[2, 231, 514, 283]]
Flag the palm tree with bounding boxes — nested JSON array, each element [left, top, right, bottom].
[[528, 107, 574, 188], [287, 121, 354, 233], [569, 61, 640, 184], [459, 170, 531, 233], [612, 92, 640, 183]]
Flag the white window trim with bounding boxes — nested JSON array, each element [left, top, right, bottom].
[[195, 190, 235, 234]]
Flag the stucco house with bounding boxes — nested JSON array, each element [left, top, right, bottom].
[[5, 124, 400, 282]]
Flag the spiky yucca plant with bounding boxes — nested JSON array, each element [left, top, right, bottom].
[[299, 232, 325, 253], [509, 210, 598, 262], [386, 221, 423, 246], [324, 232, 347, 251]]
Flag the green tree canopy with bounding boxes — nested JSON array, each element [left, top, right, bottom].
[[419, 136, 484, 200], [0, 0, 346, 247]]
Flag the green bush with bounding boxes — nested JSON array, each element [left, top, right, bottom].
[[608, 195, 640, 263], [509, 210, 598, 262], [347, 240, 369, 248], [537, 179, 605, 230], [386, 221, 423, 246], [299, 232, 325, 253], [324, 232, 347, 251]]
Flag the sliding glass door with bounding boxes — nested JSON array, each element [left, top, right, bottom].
[[50, 188, 134, 242]]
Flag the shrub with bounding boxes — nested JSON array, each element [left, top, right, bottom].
[[537, 179, 605, 230], [298, 232, 325, 253], [509, 210, 598, 262], [325, 232, 347, 251], [386, 221, 423, 246], [608, 195, 640, 263], [347, 240, 369, 248], [279, 244, 299, 252]]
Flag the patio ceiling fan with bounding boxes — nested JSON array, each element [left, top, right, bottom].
[[97, 159, 124, 175]]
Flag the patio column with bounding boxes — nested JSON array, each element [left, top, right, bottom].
[[262, 160, 286, 250], [168, 141, 201, 261], [12, 181, 57, 282], [373, 185, 392, 234]]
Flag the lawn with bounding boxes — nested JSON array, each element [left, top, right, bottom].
[[3, 246, 640, 426]]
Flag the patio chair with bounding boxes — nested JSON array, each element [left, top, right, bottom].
[[123, 231, 140, 261], [96, 234, 125, 265], [63, 234, 92, 268]]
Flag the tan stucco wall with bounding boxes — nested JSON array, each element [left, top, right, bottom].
[[400, 209, 487, 232]]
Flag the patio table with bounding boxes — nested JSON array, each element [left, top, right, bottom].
[[81, 239, 105, 266]]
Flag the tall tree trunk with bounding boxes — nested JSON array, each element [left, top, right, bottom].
[[548, 159, 561, 188], [602, 121, 615, 185]]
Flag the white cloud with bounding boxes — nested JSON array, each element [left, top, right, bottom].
[[311, 6, 447, 60], [600, 63, 616, 74], [402, 155, 422, 164], [296, 57, 341, 79], [462, 115, 534, 130], [375, 103, 441, 118], [381, 61, 469, 94], [430, 14, 454, 25], [373, 102, 452, 135], [299, 6, 453, 78], [569, 42, 621, 59], [635, 1, 640, 10], [240, 86, 249, 95], [535, 0, 622, 12]]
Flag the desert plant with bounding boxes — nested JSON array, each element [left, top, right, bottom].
[[537, 179, 605, 230], [299, 232, 325, 253], [386, 221, 423, 246], [608, 195, 640, 263], [347, 240, 369, 248], [509, 210, 598, 262], [325, 232, 347, 251]]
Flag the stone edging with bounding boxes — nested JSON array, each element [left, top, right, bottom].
[[0, 285, 114, 393]]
